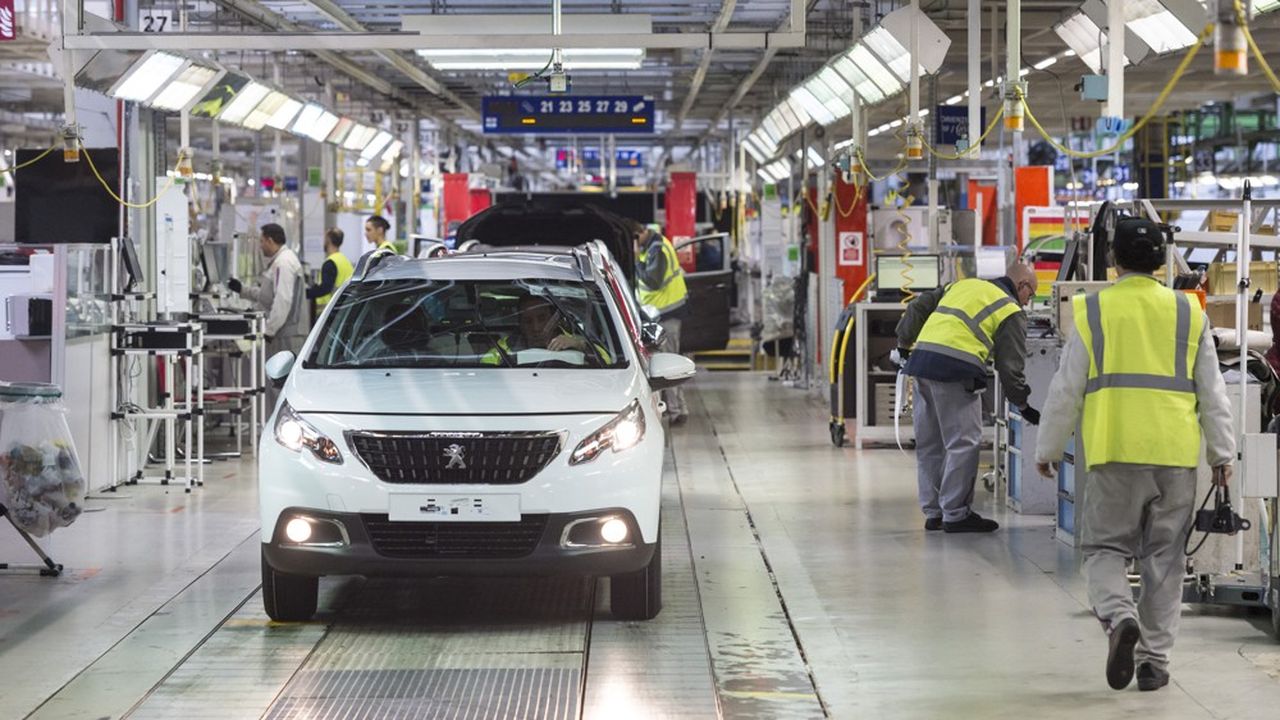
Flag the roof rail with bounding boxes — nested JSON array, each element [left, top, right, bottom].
[[353, 250, 404, 282]]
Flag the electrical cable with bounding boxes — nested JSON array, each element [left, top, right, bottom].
[[1235, 0, 1280, 93], [0, 146, 57, 175], [1018, 24, 1212, 160], [854, 148, 908, 182], [513, 52, 557, 89], [81, 143, 182, 209]]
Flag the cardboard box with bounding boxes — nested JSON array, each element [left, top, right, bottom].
[[1205, 297, 1262, 331], [1207, 261, 1278, 295]]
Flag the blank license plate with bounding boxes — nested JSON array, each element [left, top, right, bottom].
[[387, 493, 521, 522]]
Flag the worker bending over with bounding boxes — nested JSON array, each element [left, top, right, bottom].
[[1036, 217, 1234, 692], [634, 223, 690, 425], [896, 263, 1040, 533]]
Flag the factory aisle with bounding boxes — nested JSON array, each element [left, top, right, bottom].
[[2, 372, 1279, 719]]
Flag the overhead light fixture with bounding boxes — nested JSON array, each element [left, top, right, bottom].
[[343, 124, 378, 152], [1117, 0, 1203, 54], [242, 90, 293, 131], [150, 61, 224, 112], [1057, 0, 1153, 73], [944, 94, 964, 105], [264, 96, 304, 130], [789, 86, 837, 126], [405, 14, 650, 71], [292, 103, 340, 142], [191, 71, 251, 119], [831, 55, 889, 104], [360, 131, 394, 164], [110, 51, 186, 103], [327, 117, 356, 145], [217, 80, 270, 126], [806, 147, 825, 169]]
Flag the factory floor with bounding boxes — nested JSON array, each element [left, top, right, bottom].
[[2, 372, 1278, 719]]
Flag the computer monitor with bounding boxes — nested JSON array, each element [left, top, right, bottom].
[[120, 236, 144, 292], [200, 244, 223, 290], [875, 254, 941, 292]]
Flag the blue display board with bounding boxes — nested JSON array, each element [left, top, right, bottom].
[[483, 95, 655, 134], [934, 105, 988, 147]]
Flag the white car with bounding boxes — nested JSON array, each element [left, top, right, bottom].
[[257, 243, 694, 622]]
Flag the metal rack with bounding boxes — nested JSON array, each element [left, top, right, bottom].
[[195, 311, 266, 458], [108, 322, 205, 492]]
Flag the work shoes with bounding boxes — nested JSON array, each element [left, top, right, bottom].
[[1106, 618, 1142, 690], [1137, 663, 1170, 692], [925, 517, 943, 531], [942, 512, 999, 533]]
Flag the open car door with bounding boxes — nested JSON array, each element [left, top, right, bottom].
[[673, 233, 732, 354]]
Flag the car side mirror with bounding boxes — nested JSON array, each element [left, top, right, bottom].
[[648, 352, 695, 390], [265, 351, 296, 386], [641, 321, 666, 350]]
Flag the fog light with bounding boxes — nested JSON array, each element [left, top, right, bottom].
[[285, 517, 312, 543], [601, 518, 629, 544]]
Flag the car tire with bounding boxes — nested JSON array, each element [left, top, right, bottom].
[[261, 547, 318, 622], [610, 536, 662, 621]]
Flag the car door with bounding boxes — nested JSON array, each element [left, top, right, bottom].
[[674, 233, 732, 354]]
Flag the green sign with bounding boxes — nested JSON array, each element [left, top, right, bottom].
[[308, 166, 322, 188]]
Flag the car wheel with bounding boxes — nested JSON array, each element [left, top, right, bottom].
[[261, 546, 318, 622], [610, 536, 662, 621]]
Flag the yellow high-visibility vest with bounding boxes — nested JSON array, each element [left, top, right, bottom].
[[913, 279, 1021, 369], [376, 240, 397, 254], [315, 252, 354, 307], [1073, 274, 1203, 468], [637, 237, 688, 315]]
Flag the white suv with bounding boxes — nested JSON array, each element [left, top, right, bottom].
[[258, 243, 693, 621]]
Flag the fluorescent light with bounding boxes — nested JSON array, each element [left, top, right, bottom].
[[868, 128, 883, 137], [217, 81, 270, 126], [862, 28, 911, 82], [343, 124, 377, 151], [327, 118, 355, 144], [292, 103, 340, 142], [112, 51, 185, 103], [1123, 0, 1199, 54], [1033, 57, 1058, 71], [806, 147, 825, 169], [265, 97, 303, 130], [242, 90, 292, 131], [382, 140, 405, 161], [789, 87, 836, 126], [848, 45, 903, 97], [150, 63, 222, 112], [945, 94, 964, 105], [831, 55, 888, 104], [419, 48, 644, 71], [360, 131, 394, 162]]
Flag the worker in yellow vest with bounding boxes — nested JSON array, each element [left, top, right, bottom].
[[306, 228, 355, 310], [364, 214, 397, 255], [896, 262, 1040, 533], [1036, 217, 1234, 692], [634, 223, 690, 424]]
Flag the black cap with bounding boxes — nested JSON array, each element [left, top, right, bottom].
[[1114, 216, 1164, 250]]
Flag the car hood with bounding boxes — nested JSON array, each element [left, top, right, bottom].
[[286, 368, 642, 416]]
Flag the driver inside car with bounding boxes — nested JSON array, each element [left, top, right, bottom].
[[481, 294, 610, 365]]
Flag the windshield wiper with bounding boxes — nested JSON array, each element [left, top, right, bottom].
[[535, 292, 612, 367]]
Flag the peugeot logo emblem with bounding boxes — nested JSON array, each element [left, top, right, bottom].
[[443, 443, 467, 470]]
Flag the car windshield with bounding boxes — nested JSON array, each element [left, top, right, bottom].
[[306, 278, 628, 370]]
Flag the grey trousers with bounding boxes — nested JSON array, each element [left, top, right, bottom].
[[1081, 463, 1197, 670], [659, 316, 686, 417], [912, 377, 983, 523]]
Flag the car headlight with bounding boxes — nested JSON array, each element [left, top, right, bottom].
[[570, 400, 646, 466], [274, 402, 342, 464]]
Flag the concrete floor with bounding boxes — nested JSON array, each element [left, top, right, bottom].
[[1, 371, 1278, 719]]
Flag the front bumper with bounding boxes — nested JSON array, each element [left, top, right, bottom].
[[263, 506, 655, 578]]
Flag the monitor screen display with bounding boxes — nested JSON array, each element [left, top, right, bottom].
[[14, 147, 120, 245], [120, 236, 144, 290], [876, 255, 941, 291]]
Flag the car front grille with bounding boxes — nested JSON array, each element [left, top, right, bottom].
[[362, 514, 548, 559], [347, 431, 564, 485]]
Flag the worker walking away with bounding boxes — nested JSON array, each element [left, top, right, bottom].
[[227, 223, 307, 409], [364, 215, 396, 255], [896, 262, 1041, 533], [307, 228, 355, 317], [1035, 217, 1234, 692], [634, 222, 690, 425]]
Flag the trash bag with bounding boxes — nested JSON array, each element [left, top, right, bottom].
[[0, 383, 85, 537]]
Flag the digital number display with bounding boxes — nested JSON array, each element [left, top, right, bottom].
[[482, 95, 655, 134]]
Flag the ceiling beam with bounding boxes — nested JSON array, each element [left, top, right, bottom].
[[293, 0, 478, 121], [675, 0, 739, 131]]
